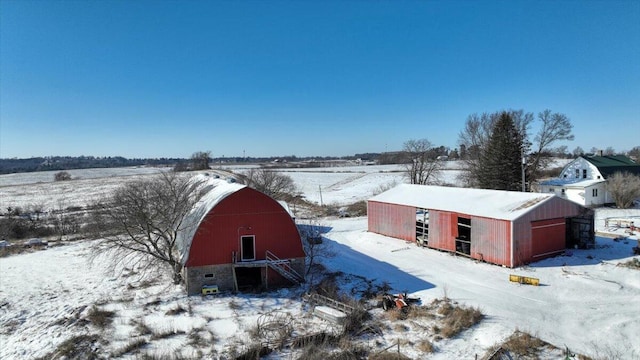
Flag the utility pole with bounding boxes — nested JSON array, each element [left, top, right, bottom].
[[521, 147, 526, 192]]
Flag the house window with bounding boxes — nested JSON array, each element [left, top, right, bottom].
[[583, 169, 587, 179], [575, 169, 579, 178], [561, 189, 566, 195], [592, 189, 598, 197], [563, 174, 567, 178]]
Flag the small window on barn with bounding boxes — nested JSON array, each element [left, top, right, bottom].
[[204, 274, 213, 278], [457, 217, 471, 240], [563, 174, 567, 178], [583, 169, 587, 179]]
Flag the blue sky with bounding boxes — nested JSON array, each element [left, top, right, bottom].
[[1, 0, 638, 159]]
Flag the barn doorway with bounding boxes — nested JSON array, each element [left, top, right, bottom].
[[455, 216, 471, 256], [235, 267, 263, 291], [241, 235, 255, 261], [567, 214, 595, 249], [416, 208, 429, 247]]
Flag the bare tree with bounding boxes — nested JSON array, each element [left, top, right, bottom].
[[572, 146, 585, 157], [242, 168, 297, 200], [527, 110, 574, 184], [402, 139, 442, 185], [604, 146, 616, 156], [458, 110, 532, 187], [297, 218, 334, 287], [607, 172, 640, 209], [190, 151, 211, 171], [90, 172, 208, 284], [458, 109, 572, 189]]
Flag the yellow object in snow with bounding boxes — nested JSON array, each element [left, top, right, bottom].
[[509, 274, 540, 286], [202, 285, 219, 295]]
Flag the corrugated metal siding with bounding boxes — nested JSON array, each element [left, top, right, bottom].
[[367, 201, 416, 241], [186, 188, 304, 267], [512, 197, 586, 266], [470, 217, 511, 266], [427, 210, 457, 252], [530, 218, 566, 260]]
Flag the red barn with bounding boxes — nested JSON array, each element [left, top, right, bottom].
[[177, 179, 305, 295], [368, 185, 593, 267]]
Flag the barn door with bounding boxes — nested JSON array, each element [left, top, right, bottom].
[[531, 218, 566, 259], [567, 215, 594, 249], [241, 235, 255, 261]]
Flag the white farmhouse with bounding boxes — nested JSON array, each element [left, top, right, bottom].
[[538, 155, 640, 207]]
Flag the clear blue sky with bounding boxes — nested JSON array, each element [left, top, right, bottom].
[[1, 0, 639, 159]]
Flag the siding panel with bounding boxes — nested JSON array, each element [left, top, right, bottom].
[[367, 201, 416, 241]]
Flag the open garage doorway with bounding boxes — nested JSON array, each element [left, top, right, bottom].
[[234, 267, 263, 291]]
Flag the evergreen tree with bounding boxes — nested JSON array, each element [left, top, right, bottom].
[[478, 112, 523, 190]]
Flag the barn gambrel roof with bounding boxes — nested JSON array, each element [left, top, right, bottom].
[[368, 184, 557, 221], [583, 155, 640, 178]]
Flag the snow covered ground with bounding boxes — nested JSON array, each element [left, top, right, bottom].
[[1, 165, 639, 359]]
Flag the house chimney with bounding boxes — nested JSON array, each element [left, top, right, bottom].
[[598, 149, 603, 156]]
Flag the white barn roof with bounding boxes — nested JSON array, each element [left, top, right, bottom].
[[369, 184, 556, 221], [176, 177, 246, 265]]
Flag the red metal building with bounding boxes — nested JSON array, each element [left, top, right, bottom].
[[368, 185, 593, 267], [177, 179, 305, 295]]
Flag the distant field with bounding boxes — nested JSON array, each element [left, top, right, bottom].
[[0, 163, 464, 210]]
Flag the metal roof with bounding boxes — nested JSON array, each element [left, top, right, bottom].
[[583, 155, 640, 177], [368, 184, 556, 221], [176, 177, 246, 265]]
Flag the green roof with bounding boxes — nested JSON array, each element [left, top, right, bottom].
[[583, 155, 640, 178]]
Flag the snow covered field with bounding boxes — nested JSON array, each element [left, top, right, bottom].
[[1, 165, 639, 359]]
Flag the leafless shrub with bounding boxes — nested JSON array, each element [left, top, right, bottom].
[[373, 181, 399, 196], [151, 328, 186, 340], [86, 305, 115, 329], [417, 339, 435, 353], [405, 305, 433, 319], [607, 172, 640, 208], [165, 304, 187, 316], [54, 171, 72, 181], [228, 300, 242, 311], [35, 334, 101, 360], [341, 308, 371, 336], [427, 298, 483, 338], [500, 330, 545, 357], [345, 201, 367, 217], [439, 304, 483, 338], [131, 319, 152, 336], [393, 323, 409, 332], [112, 338, 148, 357], [621, 258, 640, 270]]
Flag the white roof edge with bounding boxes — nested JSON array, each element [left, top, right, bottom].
[[369, 184, 557, 221]]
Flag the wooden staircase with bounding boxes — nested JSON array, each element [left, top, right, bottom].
[[265, 250, 304, 285]]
